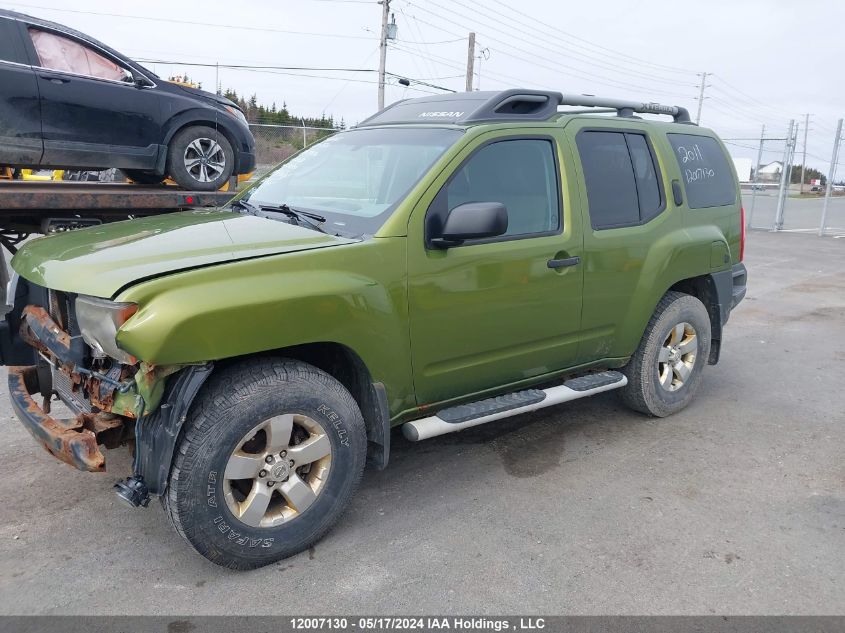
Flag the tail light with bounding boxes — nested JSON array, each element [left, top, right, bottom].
[[740, 206, 746, 262]]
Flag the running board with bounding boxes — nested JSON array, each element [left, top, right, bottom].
[[402, 371, 627, 442]]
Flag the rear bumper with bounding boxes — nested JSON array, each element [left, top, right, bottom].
[[731, 262, 747, 308], [7, 366, 122, 472]]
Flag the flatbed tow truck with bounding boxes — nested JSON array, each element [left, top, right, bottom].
[[0, 180, 234, 301]]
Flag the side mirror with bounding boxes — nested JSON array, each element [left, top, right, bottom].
[[431, 202, 508, 249], [133, 74, 153, 89]]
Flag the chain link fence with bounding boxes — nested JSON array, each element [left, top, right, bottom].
[[248, 124, 339, 180], [732, 135, 845, 237]]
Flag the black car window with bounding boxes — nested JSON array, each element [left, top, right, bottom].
[[577, 131, 639, 229], [667, 133, 737, 209], [29, 28, 132, 82], [0, 18, 26, 64], [444, 139, 560, 238], [577, 130, 665, 229], [626, 133, 662, 221]]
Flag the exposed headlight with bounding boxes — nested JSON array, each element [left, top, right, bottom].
[[75, 296, 138, 364], [224, 104, 248, 124]]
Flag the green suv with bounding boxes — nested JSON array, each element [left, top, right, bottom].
[[0, 90, 747, 569]]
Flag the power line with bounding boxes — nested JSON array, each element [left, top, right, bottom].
[[403, 0, 696, 96], [397, 7, 443, 88], [485, 0, 697, 75], [402, 0, 694, 99], [405, 0, 697, 88], [7, 3, 377, 40], [390, 42, 539, 90], [136, 60, 378, 73], [709, 75, 796, 119]]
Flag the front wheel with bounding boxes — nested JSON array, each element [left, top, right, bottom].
[[620, 291, 711, 417], [163, 358, 367, 570], [166, 125, 234, 191]]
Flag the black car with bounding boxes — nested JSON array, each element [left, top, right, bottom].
[[0, 9, 255, 191]]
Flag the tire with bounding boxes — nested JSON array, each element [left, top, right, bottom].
[[620, 291, 711, 417], [163, 357, 367, 570], [166, 125, 234, 191], [123, 169, 165, 185]]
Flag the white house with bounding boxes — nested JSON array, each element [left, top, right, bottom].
[[756, 161, 783, 182]]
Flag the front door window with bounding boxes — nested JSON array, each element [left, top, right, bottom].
[[29, 28, 132, 82]]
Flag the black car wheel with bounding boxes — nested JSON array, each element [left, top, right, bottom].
[[166, 125, 234, 191], [163, 357, 367, 570]]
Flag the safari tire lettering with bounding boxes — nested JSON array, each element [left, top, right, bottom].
[[162, 357, 367, 570]]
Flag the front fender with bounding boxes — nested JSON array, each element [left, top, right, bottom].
[[159, 108, 255, 174], [115, 238, 414, 415]]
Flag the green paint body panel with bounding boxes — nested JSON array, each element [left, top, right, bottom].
[[10, 112, 742, 425], [11, 210, 356, 298]]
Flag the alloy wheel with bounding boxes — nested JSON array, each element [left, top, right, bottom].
[[223, 414, 332, 528], [183, 137, 226, 183], [657, 322, 698, 392]]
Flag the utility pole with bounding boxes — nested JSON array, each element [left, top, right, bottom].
[[695, 72, 710, 124], [747, 123, 766, 229], [819, 118, 843, 236], [377, 0, 391, 110], [774, 119, 795, 230], [465, 32, 476, 92], [799, 113, 810, 193]]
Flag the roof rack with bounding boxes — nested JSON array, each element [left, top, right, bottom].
[[557, 94, 692, 124], [356, 89, 693, 127]]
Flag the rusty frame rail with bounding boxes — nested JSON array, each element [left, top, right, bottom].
[[20, 305, 86, 368]]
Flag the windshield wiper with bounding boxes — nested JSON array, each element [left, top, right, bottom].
[[231, 199, 328, 234]]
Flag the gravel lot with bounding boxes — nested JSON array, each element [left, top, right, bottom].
[[0, 229, 842, 615]]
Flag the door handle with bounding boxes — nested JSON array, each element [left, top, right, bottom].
[[39, 75, 69, 84], [547, 256, 581, 269], [671, 179, 684, 206]]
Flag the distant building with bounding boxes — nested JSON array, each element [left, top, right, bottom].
[[755, 161, 782, 183]]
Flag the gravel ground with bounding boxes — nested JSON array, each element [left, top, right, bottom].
[[0, 229, 842, 615]]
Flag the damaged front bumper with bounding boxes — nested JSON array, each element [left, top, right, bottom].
[[9, 301, 182, 473], [8, 365, 123, 471]]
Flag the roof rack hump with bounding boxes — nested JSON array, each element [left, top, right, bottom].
[[356, 90, 692, 127]]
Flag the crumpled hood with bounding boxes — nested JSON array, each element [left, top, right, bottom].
[[12, 210, 356, 298]]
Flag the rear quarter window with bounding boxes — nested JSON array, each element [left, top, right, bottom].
[[667, 133, 736, 209]]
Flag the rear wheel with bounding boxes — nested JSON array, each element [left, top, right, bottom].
[[166, 125, 234, 191], [163, 358, 367, 570], [621, 292, 711, 417], [123, 169, 165, 185]]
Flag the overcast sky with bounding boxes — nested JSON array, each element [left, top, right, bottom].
[[4, 0, 844, 174]]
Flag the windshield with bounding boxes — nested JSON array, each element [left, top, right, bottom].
[[240, 127, 462, 236]]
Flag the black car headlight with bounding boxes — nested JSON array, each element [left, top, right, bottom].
[[75, 295, 138, 364], [224, 104, 248, 125]]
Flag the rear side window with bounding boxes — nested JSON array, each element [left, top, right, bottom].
[[0, 18, 26, 64], [667, 134, 736, 209], [576, 130, 665, 229]]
